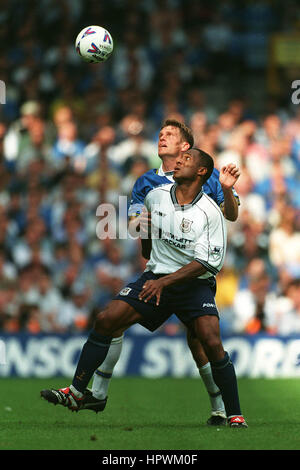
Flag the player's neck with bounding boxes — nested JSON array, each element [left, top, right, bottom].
[[161, 156, 176, 173], [175, 181, 203, 205]]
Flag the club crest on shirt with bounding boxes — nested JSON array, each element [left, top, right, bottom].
[[180, 218, 193, 233]]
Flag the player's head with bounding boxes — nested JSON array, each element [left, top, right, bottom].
[[158, 119, 194, 159], [173, 147, 214, 184]]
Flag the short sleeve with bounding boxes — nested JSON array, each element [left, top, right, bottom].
[[128, 178, 147, 217], [194, 209, 226, 276]]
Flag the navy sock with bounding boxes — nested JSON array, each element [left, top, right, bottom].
[[211, 351, 242, 418], [72, 329, 112, 394]]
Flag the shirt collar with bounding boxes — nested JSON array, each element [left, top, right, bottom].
[[170, 183, 204, 210], [157, 164, 174, 181]]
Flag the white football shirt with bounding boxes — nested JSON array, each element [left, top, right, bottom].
[[143, 183, 227, 279]]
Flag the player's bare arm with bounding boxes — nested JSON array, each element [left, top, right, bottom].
[[128, 209, 152, 258], [219, 163, 240, 222], [139, 260, 208, 306], [139, 208, 152, 258], [141, 239, 151, 259]]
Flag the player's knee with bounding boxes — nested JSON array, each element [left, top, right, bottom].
[[94, 309, 115, 336], [201, 334, 223, 360]]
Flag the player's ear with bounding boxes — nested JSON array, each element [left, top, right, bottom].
[[181, 141, 190, 152], [198, 167, 207, 178]]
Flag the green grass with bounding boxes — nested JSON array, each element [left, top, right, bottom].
[[0, 377, 299, 450]]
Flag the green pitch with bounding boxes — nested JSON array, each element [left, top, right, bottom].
[[0, 377, 299, 450]]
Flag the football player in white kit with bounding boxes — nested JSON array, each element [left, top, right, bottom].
[[41, 147, 247, 428], [89, 119, 240, 426]]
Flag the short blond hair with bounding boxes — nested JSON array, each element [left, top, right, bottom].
[[161, 119, 194, 148]]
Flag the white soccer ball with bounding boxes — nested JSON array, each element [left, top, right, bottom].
[[75, 25, 114, 63]]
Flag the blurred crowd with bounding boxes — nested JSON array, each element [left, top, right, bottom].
[[0, 0, 299, 336]]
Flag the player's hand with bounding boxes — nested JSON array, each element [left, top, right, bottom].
[[138, 278, 167, 306], [219, 163, 240, 189]]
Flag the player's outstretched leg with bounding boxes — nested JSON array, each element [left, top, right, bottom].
[[40, 327, 113, 411], [40, 301, 140, 412], [79, 335, 124, 412]]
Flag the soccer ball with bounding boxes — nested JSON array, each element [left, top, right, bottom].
[[75, 25, 114, 63]]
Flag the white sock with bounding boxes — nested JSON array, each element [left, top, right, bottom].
[[199, 362, 226, 415], [91, 335, 123, 400], [70, 384, 83, 398]]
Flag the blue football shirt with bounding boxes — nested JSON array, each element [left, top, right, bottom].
[[128, 165, 239, 217]]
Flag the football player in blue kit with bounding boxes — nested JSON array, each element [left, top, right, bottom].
[[40, 146, 247, 428]]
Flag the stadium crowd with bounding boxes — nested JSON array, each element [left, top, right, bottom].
[[0, 0, 299, 336]]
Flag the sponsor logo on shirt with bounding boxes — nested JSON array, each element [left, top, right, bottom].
[[153, 210, 166, 217]]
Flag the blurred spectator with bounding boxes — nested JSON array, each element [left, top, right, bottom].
[[233, 166, 266, 224], [18, 265, 41, 308], [255, 114, 282, 147], [269, 205, 300, 273], [189, 111, 207, 148], [57, 241, 95, 298], [18, 303, 41, 334], [216, 128, 248, 169], [83, 125, 116, 174], [83, 125, 122, 205], [186, 89, 218, 126], [231, 258, 277, 335], [202, 12, 233, 74], [14, 118, 53, 173], [108, 114, 160, 171], [38, 268, 64, 332], [112, 30, 154, 91], [52, 120, 86, 172], [11, 216, 51, 269], [59, 282, 92, 332], [121, 156, 150, 198], [52, 105, 75, 129], [0, 249, 17, 281], [95, 239, 133, 300], [230, 208, 269, 272], [0, 280, 19, 332], [3, 101, 42, 167], [253, 162, 300, 211], [273, 279, 300, 335], [215, 265, 240, 335]]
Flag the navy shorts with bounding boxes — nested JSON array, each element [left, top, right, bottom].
[[114, 271, 219, 332]]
